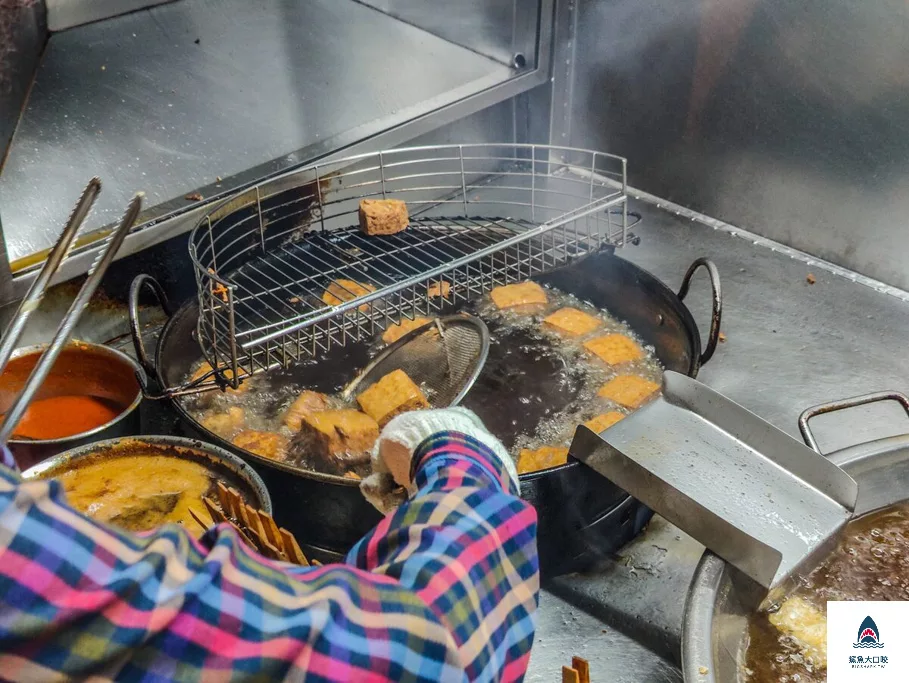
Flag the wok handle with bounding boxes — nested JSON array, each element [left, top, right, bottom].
[[677, 258, 722, 368], [798, 391, 909, 454], [128, 274, 174, 378]]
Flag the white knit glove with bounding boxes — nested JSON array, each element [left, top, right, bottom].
[[360, 407, 519, 514]]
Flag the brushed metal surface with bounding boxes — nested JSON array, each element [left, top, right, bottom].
[[572, 372, 857, 602], [0, 0, 528, 268], [45, 0, 174, 31], [0, 0, 45, 305], [355, 0, 542, 67], [560, 0, 909, 290], [0, 0, 45, 157]]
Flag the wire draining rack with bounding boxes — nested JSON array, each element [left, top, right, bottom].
[[189, 143, 629, 388]]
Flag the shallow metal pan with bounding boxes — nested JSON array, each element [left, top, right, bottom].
[[683, 392, 909, 682]]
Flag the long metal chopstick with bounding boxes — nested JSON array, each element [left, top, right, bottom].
[[0, 192, 144, 451], [0, 178, 102, 380]]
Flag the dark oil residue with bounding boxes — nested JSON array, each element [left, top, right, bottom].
[[183, 285, 662, 473]]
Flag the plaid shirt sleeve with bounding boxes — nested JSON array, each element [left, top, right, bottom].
[[0, 433, 539, 682]]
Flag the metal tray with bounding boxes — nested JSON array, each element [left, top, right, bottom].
[[570, 371, 858, 607]]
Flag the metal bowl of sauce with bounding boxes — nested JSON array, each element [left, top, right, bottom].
[[0, 341, 145, 469]]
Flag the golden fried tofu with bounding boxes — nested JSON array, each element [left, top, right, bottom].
[[233, 430, 290, 462], [543, 307, 601, 337], [517, 446, 569, 474], [490, 281, 548, 310], [298, 410, 379, 461], [359, 199, 410, 236], [283, 390, 330, 432], [356, 369, 429, 427], [190, 362, 248, 394], [381, 316, 433, 345], [583, 411, 625, 434], [583, 334, 643, 365], [200, 406, 246, 438], [598, 375, 660, 409], [427, 281, 451, 299], [322, 279, 376, 313]]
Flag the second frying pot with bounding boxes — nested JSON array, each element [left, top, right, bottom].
[[131, 249, 721, 574]]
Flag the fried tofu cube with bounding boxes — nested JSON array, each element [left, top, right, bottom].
[[201, 406, 246, 438], [427, 281, 451, 299], [190, 361, 248, 394], [322, 279, 376, 313], [517, 446, 570, 474], [490, 281, 548, 310], [298, 410, 379, 462], [598, 375, 660, 409], [543, 307, 601, 337], [583, 411, 625, 434], [358, 199, 410, 236], [233, 430, 290, 462], [381, 316, 433, 345], [356, 369, 429, 427], [283, 390, 330, 431], [583, 334, 644, 365]]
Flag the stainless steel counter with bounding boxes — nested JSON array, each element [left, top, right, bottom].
[[525, 195, 909, 682], [0, 0, 543, 275]]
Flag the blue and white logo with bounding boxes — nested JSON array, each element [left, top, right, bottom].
[[854, 616, 885, 649]]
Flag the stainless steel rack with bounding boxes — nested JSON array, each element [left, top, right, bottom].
[[189, 143, 628, 386]]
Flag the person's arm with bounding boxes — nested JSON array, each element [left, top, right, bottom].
[[349, 430, 539, 681], [0, 425, 537, 682]]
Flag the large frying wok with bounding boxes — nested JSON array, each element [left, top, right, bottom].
[[130, 248, 721, 573], [683, 393, 909, 682]]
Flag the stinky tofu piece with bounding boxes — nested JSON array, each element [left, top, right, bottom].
[[517, 446, 570, 474], [543, 307, 601, 337], [583, 334, 644, 365], [583, 411, 625, 434], [357, 369, 429, 427], [427, 281, 451, 299], [382, 316, 433, 345], [322, 279, 376, 313], [490, 281, 548, 310], [299, 410, 379, 462], [283, 390, 330, 432], [598, 375, 660, 409], [768, 597, 827, 668], [190, 362, 248, 394], [200, 406, 246, 438], [358, 199, 410, 236], [233, 430, 290, 462]]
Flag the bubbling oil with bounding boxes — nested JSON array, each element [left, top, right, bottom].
[[744, 502, 909, 682], [181, 284, 663, 474]]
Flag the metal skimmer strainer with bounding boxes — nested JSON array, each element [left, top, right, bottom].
[[342, 315, 490, 408]]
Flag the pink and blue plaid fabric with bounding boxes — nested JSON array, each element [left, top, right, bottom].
[[0, 433, 538, 681]]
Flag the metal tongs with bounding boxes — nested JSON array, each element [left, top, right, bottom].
[[570, 371, 859, 608], [0, 179, 143, 464]]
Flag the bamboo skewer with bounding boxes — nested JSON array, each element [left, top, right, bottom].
[[562, 657, 590, 683], [191, 484, 311, 567]]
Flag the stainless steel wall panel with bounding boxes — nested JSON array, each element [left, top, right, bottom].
[[0, 0, 537, 273], [561, 0, 909, 289], [355, 0, 542, 67]]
